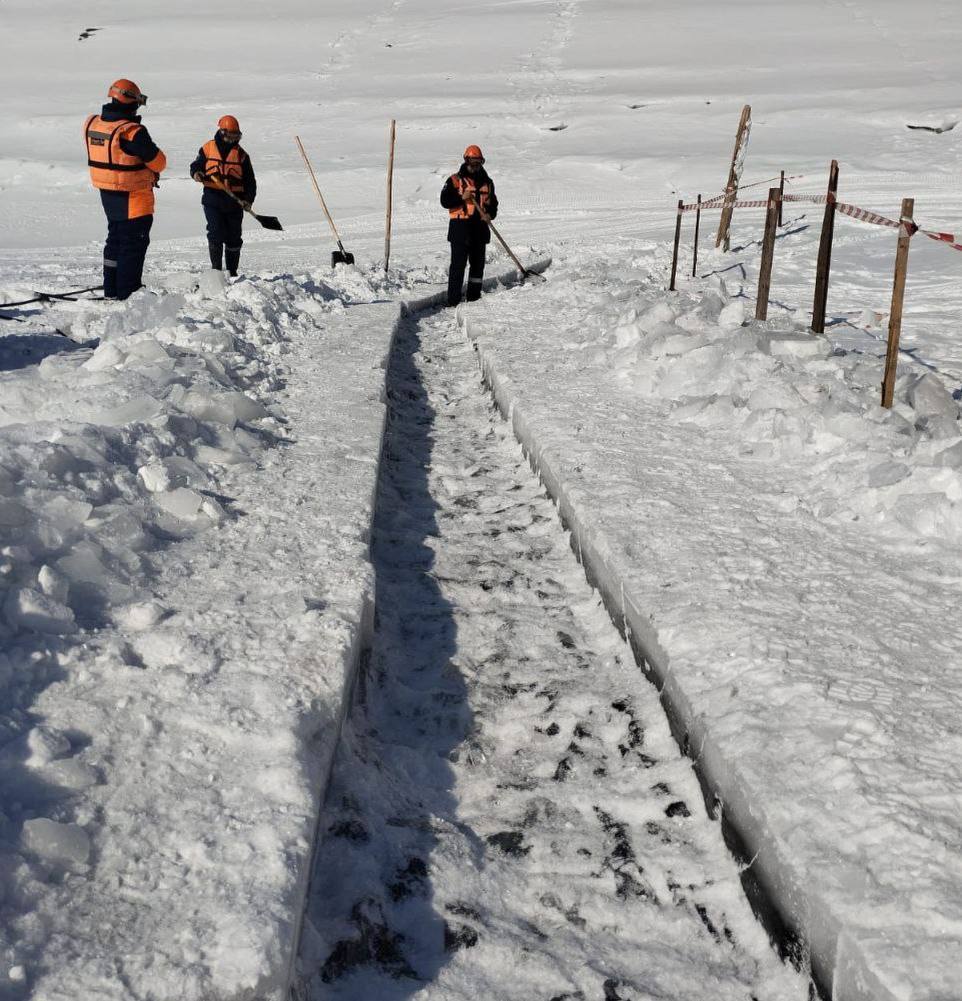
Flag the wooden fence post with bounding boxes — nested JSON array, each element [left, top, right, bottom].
[[881, 198, 915, 409], [384, 119, 397, 273], [692, 194, 702, 277], [716, 104, 752, 251], [755, 188, 781, 321], [778, 170, 785, 226], [669, 199, 683, 291], [811, 160, 840, 334]]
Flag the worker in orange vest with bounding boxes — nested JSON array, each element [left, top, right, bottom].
[[190, 116, 257, 277], [440, 144, 499, 306], [83, 79, 166, 299]]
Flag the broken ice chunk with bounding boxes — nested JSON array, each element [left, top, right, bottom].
[[4, 587, 77, 634], [153, 487, 204, 520], [25, 726, 71, 767], [21, 818, 90, 865], [114, 600, 166, 631], [38, 565, 69, 604]]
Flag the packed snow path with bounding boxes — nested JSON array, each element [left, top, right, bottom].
[[294, 308, 807, 1001]]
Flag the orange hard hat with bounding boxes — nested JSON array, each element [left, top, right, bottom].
[[463, 144, 485, 162], [218, 115, 240, 133], [108, 79, 147, 106]]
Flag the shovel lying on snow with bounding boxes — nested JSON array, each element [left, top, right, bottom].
[[294, 135, 355, 266], [463, 191, 546, 283], [209, 175, 283, 231]]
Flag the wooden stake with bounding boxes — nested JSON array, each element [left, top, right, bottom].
[[716, 104, 752, 251], [692, 194, 702, 277], [778, 170, 785, 226], [384, 119, 396, 273], [755, 188, 780, 321], [881, 198, 915, 409], [669, 199, 683, 291], [811, 160, 840, 334]]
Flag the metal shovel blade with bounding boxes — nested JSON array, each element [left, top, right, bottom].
[[254, 213, 283, 231], [331, 250, 355, 267]]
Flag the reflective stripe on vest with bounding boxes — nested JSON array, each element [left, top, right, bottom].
[[84, 115, 155, 192], [448, 174, 491, 220], [201, 140, 246, 193]]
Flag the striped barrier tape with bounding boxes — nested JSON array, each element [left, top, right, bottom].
[[681, 172, 807, 213], [682, 196, 777, 212], [835, 201, 901, 230], [681, 185, 962, 254], [920, 229, 962, 253]]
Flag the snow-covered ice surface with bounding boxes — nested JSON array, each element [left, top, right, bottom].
[[2, 0, 962, 997], [295, 309, 806, 1001]]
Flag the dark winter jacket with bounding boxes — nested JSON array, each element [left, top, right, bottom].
[[441, 163, 498, 245], [190, 132, 257, 211], [93, 100, 164, 221], [96, 101, 163, 165]]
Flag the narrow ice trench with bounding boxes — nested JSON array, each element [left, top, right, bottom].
[[294, 307, 807, 1001]]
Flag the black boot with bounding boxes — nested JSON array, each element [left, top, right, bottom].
[[208, 241, 223, 270], [225, 248, 240, 278], [103, 259, 118, 299]]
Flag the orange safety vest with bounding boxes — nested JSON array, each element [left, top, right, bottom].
[[200, 140, 246, 193], [448, 174, 491, 219], [84, 115, 157, 192]]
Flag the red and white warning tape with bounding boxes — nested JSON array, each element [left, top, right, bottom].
[[920, 229, 962, 253], [681, 173, 806, 213], [682, 195, 774, 212], [680, 181, 962, 255], [835, 202, 901, 230]]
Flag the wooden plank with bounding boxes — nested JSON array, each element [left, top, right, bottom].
[[754, 188, 780, 321], [715, 104, 752, 251], [384, 119, 397, 273], [669, 200, 683, 291], [778, 170, 785, 226], [692, 194, 702, 278], [810, 160, 840, 334], [881, 198, 915, 408]]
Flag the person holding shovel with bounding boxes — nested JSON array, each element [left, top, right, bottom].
[[440, 144, 498, 306], [84, 79, 167, 299], [190, 116, 257, 277]]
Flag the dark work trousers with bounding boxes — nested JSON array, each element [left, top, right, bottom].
[[447, 240, 487, 306], [103, 215, 153, 300], [204, 202, 244, 275]]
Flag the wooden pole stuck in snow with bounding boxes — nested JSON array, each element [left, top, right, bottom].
[[778, 170, 785, 226], [384, 119, 397, 273], [716, 104, 752, 252], [669, 199, 684, 291], [881, 197, 915, 409], [811, 160, 840, 335], [692, 194, 702, 277], [755, 188, 781, 321]]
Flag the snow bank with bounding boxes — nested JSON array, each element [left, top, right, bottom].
[[0, 274, 402, 1000], [463, 259, 962, 1001]]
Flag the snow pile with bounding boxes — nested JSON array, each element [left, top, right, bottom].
[[0, 282, 299, 642], [0, 272, 399, 1000], [571, 271, 962, 549]]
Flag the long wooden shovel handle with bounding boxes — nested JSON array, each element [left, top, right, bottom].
[[294, 135, 346, 249], [208, 174, 253, 215], [463, 190, 542, 280]]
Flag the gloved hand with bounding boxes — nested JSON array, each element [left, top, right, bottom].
[[192, 172, 205, 182]]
